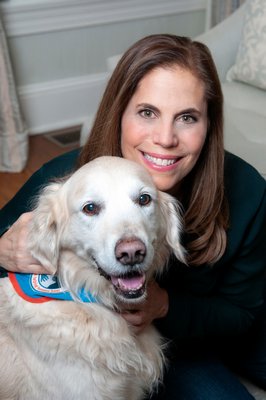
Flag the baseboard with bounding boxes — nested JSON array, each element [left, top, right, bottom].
[[18, 73, 109, 134]]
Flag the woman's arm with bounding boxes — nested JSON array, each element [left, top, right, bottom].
[[0, 149, 80, 273]]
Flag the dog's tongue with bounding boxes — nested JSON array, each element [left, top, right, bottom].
[[111, 274, 145, 290]]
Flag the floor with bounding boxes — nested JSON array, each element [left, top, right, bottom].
[[0, 129, 80, 209]]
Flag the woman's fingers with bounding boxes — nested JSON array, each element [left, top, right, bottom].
[[0, 212, 47, 273]]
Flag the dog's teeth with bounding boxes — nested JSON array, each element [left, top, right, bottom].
[[118, 275, 145, 290], [111, 274, 145, 291]]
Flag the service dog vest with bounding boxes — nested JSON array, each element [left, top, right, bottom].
[[7, 272, 97, 304]]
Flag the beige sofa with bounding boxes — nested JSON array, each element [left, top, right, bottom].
[[196, 2, 266, 178]]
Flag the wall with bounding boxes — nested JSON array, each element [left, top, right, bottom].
[[0, 0, 207, 134]]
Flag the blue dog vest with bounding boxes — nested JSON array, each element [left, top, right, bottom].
[[8, 272, 97, 304]]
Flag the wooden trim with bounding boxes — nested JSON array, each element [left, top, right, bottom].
[[0, 0, 207, 37]]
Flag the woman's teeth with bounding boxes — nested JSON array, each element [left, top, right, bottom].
[[144, 153, 177, 166]]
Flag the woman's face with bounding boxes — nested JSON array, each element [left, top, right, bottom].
[[121, 66, 208, 193]]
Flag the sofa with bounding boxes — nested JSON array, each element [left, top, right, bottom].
[[196, 0, 266, 178]]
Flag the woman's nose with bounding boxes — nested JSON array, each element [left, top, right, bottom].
[[152, 121, 178, 148]]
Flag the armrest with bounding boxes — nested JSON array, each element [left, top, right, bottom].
[[107, 54, 122, 72], [196, 3, 246, 82]]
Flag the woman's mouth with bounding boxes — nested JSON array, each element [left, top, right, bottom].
[[142, 152, 181, 170]]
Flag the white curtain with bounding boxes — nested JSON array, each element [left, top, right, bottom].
[[0, 15, 28, 172], [207, 0, 246, 29]]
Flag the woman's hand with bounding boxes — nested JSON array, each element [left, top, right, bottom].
[[119, 280, 169, 334], [0, 212, 48, 274]]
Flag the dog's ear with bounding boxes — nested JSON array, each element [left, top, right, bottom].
[[158, 191, 187, 264], [28, 181, 67, 274]]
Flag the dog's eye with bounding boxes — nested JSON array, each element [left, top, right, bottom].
[[82, 202, 100, 216], [138, 193, 152, 206]]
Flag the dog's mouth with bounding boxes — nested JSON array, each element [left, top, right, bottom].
[[111, 271, 146, 299], [98, 267, 146, 299]]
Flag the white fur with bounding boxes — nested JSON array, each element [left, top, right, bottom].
[[0, 156, 185, 400]]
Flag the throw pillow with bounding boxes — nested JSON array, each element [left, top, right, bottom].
[[226, 0, 266, 90]]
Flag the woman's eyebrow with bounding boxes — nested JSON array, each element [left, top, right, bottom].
[[176, 107, 201, 116], [137, 103, 202, 116], [137, 103, 160, 113]]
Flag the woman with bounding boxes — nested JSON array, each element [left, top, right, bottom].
[[0, 35, 266, 399]]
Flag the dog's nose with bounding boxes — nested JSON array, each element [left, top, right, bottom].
[[115, 239, 146, 266]]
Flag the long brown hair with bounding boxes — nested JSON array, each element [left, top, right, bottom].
[[79, 34, 229, 266]]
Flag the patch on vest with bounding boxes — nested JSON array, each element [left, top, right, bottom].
[[8, 273, 97, 304]]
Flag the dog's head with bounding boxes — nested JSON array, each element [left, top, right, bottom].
[[29, 156, 185, 304]]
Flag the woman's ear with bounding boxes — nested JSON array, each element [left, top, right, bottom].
[[158, 191, 187, 265], [28, 182, 67, 274]]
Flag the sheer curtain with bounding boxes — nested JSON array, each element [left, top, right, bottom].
[[0, 15, 28, 172], [206, 0, 246, 29]]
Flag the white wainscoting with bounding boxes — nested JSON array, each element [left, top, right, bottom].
[[18, 73, 109, 134]]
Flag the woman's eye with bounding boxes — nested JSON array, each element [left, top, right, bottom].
[[138, 193, 152, 206], [180, 114, 196, 124], [140, 109, 155, 119], [82, 202, 100, 216]]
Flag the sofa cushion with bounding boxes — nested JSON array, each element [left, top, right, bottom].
[[226, 0, 266, 90], [223, 81, 266, 144], [222, 81, 266, 177]]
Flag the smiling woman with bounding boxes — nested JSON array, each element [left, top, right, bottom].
[[120, 66, 208, 193], [0, 33, 265, 400], [80, 34, 226, 267]]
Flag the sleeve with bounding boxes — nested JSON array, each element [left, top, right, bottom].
[[0, 149, 80, 236], [156, 160, 266, 341]]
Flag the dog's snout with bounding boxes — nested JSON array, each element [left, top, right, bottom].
[[115, 238, 146, 266]]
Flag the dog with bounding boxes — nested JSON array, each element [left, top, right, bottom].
[[0, 156, 185, 400]]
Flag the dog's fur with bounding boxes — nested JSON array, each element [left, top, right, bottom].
[[0, 156, 185, 400]]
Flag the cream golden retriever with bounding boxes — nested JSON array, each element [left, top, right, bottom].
[[0, 156, 185, 400]]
